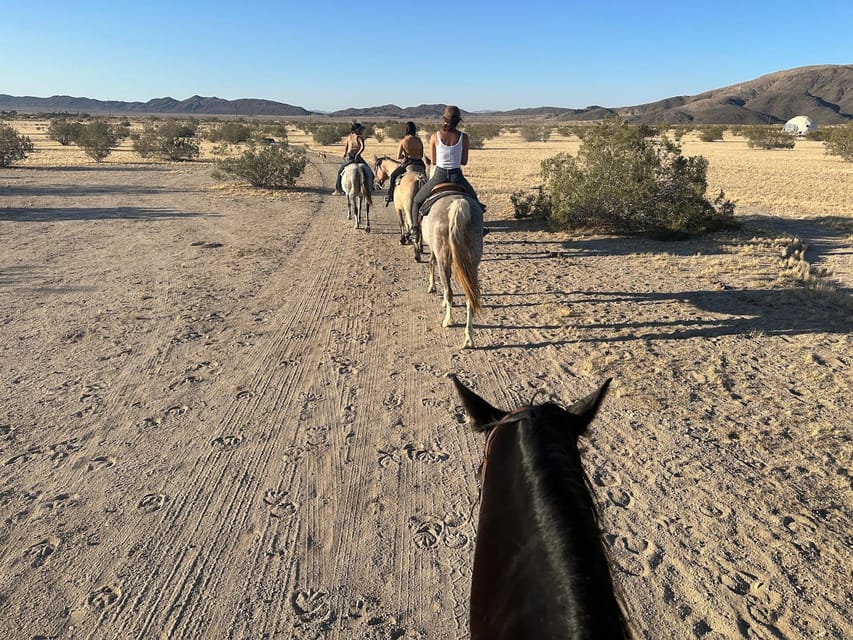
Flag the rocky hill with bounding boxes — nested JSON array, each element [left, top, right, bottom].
[[1, 65, 850, 125], [613, 65, 852, 125], [0, 94, 310, 117]]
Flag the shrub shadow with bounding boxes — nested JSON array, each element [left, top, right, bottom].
[[0, 207, 210, 222]]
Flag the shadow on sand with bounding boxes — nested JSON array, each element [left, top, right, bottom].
[[0, 207, 210, 222]]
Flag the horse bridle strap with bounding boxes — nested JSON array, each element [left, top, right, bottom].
[[479, 406, 531, 484]]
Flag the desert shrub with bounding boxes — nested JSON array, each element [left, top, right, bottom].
[[539, 120, 736, 235], [159, 120, 198, 139], [312, 124, 349, 145], [373, 130, 385, 143], [46, 118, 84, 145], [210, 142, 232, 156], [668, 125, 694, 141], [132, 127, 158, 158], [520, 124, 551, 142], [258, 122, 290, 140], [77, 120, 118, 161], [743, 125, 795, 149], [823, 124, 853, 162], [159, 136, 201, 161], [207, 122, 252, 144], [555, 125, 586, 139], [462, 123, 501, 150], [133, 121, 200, 161], [510, 186, 548, 219], [382, 121, 407, 140], [217, 142, 307, 188], [0, 123, 34, 167], [698, 125, 725, 142]]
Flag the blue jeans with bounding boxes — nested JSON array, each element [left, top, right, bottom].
[[413, 167, 478, 216], [335, 154, 375, 192]]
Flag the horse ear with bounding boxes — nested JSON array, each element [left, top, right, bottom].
[[451, 375, 507, 431], [566, 378, 612, 432]]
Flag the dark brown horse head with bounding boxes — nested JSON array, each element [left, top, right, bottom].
[[451, 374, 629, 640], [451, 374, 611, 435]]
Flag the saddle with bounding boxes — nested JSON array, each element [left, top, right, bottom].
[[419, 183, 471, 217]]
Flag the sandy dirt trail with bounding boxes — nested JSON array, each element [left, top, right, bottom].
[[1, 156, 851, 639]]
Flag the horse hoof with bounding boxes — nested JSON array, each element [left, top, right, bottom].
[[400, 237, 407, 245]]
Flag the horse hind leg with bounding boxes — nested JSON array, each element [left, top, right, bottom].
[[462, 300, 474, 348], [427, 253, 437, 294], [364, 200, 371, 233], [397, 208, 407, 244], [440, 262, 453, 328]]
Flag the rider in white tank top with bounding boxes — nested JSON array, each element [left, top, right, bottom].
[[435, 131, 464, 169]]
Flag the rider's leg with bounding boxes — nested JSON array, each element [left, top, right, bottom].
[[334, 158, 347, 193], [412, 167, 447, 229], [387, 165, 405, 203]]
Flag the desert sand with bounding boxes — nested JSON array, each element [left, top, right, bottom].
[[1, 122, 851, 639]]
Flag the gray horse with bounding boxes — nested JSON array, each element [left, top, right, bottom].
[[342, 163, 372, 231], [419, 194, 484, 348]]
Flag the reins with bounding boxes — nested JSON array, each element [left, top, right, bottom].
[[479, 406, 531, 484]]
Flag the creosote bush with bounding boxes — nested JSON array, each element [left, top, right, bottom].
[[381, 121, 407, 140], [206, 122, 252, 144], [538, 120, 736, 236], [47, 118, 84, 145], [510, 186, 548, 219], [743, 125, 796, 149], [698, 125, 725, 142], [217, 142, 307, 188], [311, 123, 350, 145], [0, 123, 34, 167], [824, 124, 853, 162], [463, 123, 502, 149], [133, 121, 200, 161], [77, 120, 119, 161], [520, 124, 550, 142]]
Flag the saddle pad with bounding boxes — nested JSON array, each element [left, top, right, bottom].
[[419, 190, 476, 218]]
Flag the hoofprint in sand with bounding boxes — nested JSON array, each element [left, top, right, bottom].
[[0, 123, 851, 638]]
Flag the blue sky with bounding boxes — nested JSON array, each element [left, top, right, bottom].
[[2, 1, 851, 112]]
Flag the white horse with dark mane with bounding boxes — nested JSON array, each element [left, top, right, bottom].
[[342, 162, 372, 231], [419, 194, 484, 348]]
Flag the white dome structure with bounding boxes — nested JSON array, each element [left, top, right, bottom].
[[782, 115, 817, 136]]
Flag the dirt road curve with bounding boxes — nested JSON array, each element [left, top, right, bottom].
[[1, 156, 851, 639]]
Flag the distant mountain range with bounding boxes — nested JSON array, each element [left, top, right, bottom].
[[2, 65, 850, 125]]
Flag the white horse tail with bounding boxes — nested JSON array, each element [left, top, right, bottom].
[[448, 198, 482, 313], [359, 165, 373, 205]]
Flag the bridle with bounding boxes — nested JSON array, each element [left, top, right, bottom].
[[479, 406, 532, 485], [372, 156, 398, 188]]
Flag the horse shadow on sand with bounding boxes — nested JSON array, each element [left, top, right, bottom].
[[479, 214, 852, 349]]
